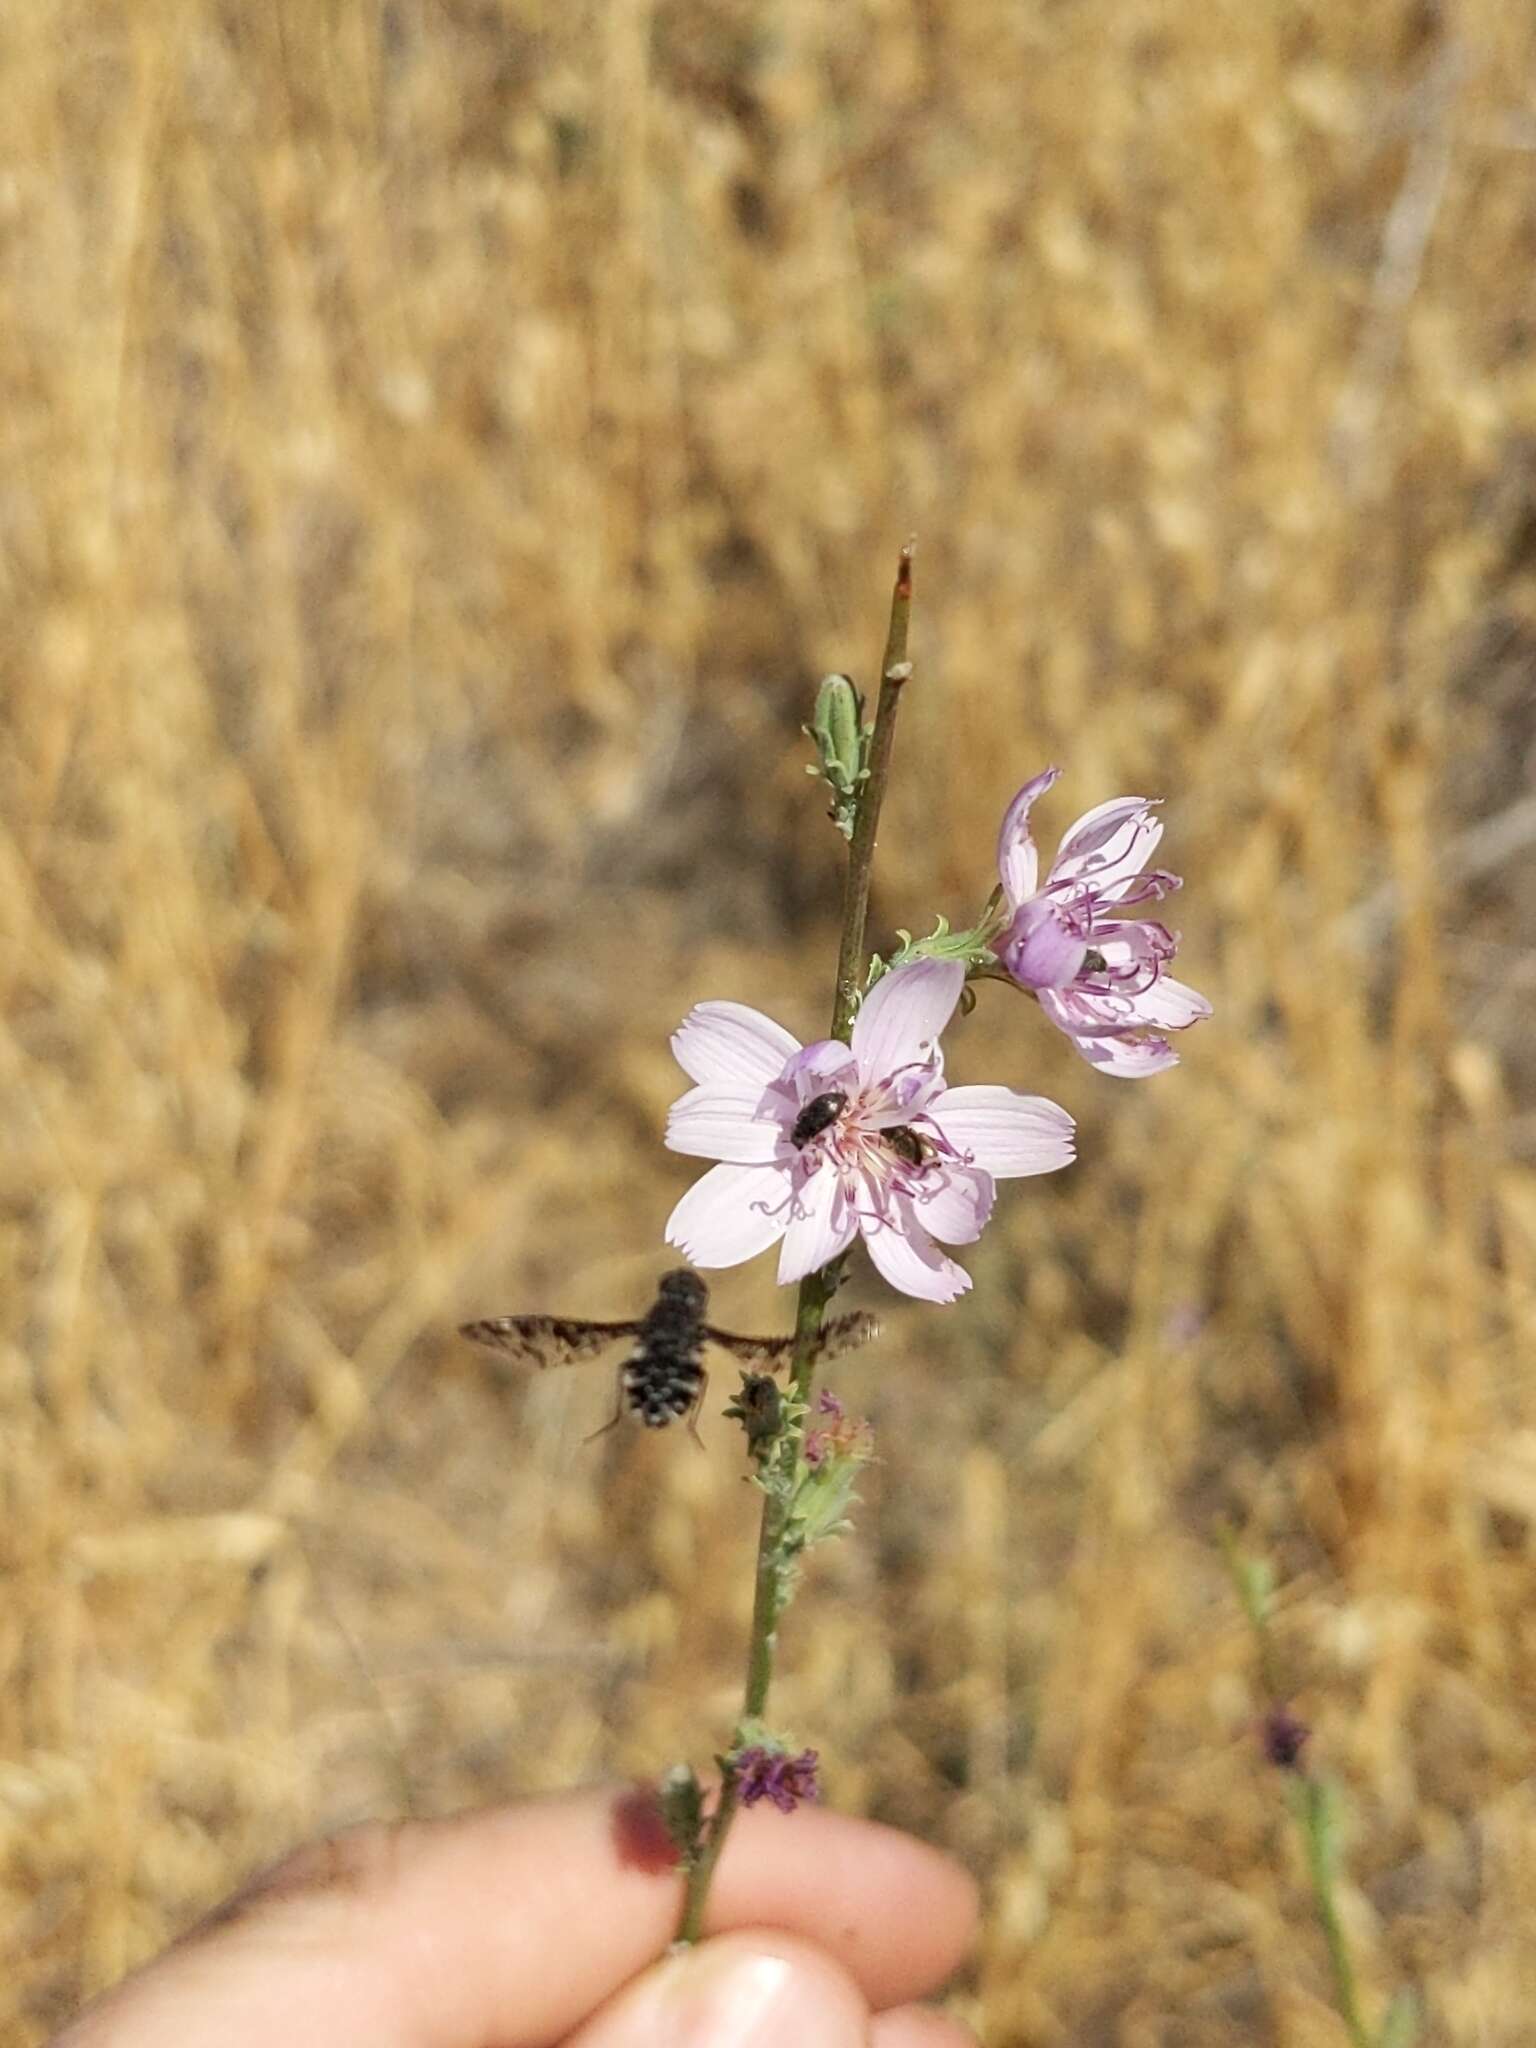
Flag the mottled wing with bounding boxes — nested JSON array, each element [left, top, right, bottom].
[[814, 1311, 882, 1362], [703, 1311, 880, 1371], [701, 1328, 797, 1369], [458, 1315, 641, 1370]]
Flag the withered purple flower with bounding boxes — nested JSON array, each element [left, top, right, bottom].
[[733, 1744, 821, 1813]]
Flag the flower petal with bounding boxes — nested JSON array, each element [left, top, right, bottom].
[[1049, 796, 1163, 893], [1130, 974, 1212, 1030], [665, 1161, 789, 1266], [671, 1002, 801, 1087], [1068, 1030, 1180, 1078], [782, 1039, 861, 1095], [928, 1085, 1076, 1177], [904, 1161, 995, 1244], [665, 1084, 784, 1162], [777, 1164, 859, 1285], [996, 767, 1060, 908], [861, 1198, 972, 1303], [996, 897, 1089, 991], [851, 959, 964, 1081]]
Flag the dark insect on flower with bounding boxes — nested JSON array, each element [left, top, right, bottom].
[[790, 1090, 849, 1149], [733, 1744, 821, 1813], [881, 1123, 936, 1173], [1259, 1704, 1311, 1772], [460, 1268, 877, 1439]]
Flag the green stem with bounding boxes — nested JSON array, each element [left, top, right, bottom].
[[832, 542, 912, 1037], [1297, 1778, 1372, 2048], [674, 542, 914, 1946]]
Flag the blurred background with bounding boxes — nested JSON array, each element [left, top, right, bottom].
[[5, 2, 1536, 2041]]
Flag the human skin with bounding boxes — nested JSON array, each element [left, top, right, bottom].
[[51, 1785, 981, 2048]]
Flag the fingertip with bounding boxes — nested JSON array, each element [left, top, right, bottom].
[[708, 1803, 980, 2006], [563, 1930, 869, 2048], [872, 2004, 982, 2048]]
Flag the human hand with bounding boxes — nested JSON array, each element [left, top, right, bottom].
[[52, 1784, 979, 2048]]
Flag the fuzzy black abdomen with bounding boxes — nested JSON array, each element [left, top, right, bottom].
[[624, 1351, 706, 1427], [623, 1293, 708, 1427]]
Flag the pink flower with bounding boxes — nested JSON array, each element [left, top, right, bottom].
[[664, 959, 1074, 1304], [993, 767, 1211, 1078]]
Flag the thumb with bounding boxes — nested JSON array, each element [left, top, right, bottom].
[[563, 1930, 870, 2048]]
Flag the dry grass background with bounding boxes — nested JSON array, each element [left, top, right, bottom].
[[5, 1, 1536, 2041]]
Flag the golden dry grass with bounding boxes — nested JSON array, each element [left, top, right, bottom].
[[5, 1, 1536, 2040]]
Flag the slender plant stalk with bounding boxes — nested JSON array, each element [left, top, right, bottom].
[[1221, 1536, 1396, 2047], [675, 542, 914, 1945], [1298, 1780, 1372, 2048]]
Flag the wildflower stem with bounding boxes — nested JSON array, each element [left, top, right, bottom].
[[1297, 1779, 1372, 2048], [674, 542, 914, 1947], [833, 539, 913, 1037]]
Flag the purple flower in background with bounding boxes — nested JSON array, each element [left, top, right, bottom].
[[665, 959, 1075, 1304], [734, 1745, 821, 1813], [1259, 1705, 1311, 1773], [992, 767, 1211, 1078]]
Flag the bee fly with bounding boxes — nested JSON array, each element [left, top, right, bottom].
[[459, 1267, 878, 1441], [790, 1090, 847, 1148]]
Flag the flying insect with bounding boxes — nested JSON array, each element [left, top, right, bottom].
[[459, 1267, 878, 1438]]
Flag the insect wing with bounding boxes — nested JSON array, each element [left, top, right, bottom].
[[702, 1328, 798, 1368], [702, 1311, 880, 1371], [815, 1310, 881, 1361], [458, 1315, 641, 1370]]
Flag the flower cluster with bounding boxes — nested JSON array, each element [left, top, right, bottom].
[[663, 768, 1206, 1300]]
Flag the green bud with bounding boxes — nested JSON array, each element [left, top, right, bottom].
[[657, 1762, 707, 1868], [811, 673, 864, 781], [803, 673, 870, 840]]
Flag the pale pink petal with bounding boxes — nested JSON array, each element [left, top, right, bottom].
[[863, 1063, 948, 1125], [1092, 921, 1175, 982], [1038, 985, 1114, 1037], [777, 1164, 859, 1284], [1049, 797, 1163, 893], [904, 1162, 995, 1245], [1069, 1030, 1180, 1078], [996, 897, 1088, 991], [861, 1199, 972, 1303], [665, 1161, 790, 1266], [928, 1085, 1076, 1177], [851, 959, 964, 1082], [671, 1002, 801, 1087], [1130, 975, 1212, 1030], [782, 1039, 861, 1094], [665, 1084, 784, 1163], [996, 767, 1060, 907]]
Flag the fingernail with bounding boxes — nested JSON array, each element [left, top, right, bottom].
[[573, 1936, 868, 2048]]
